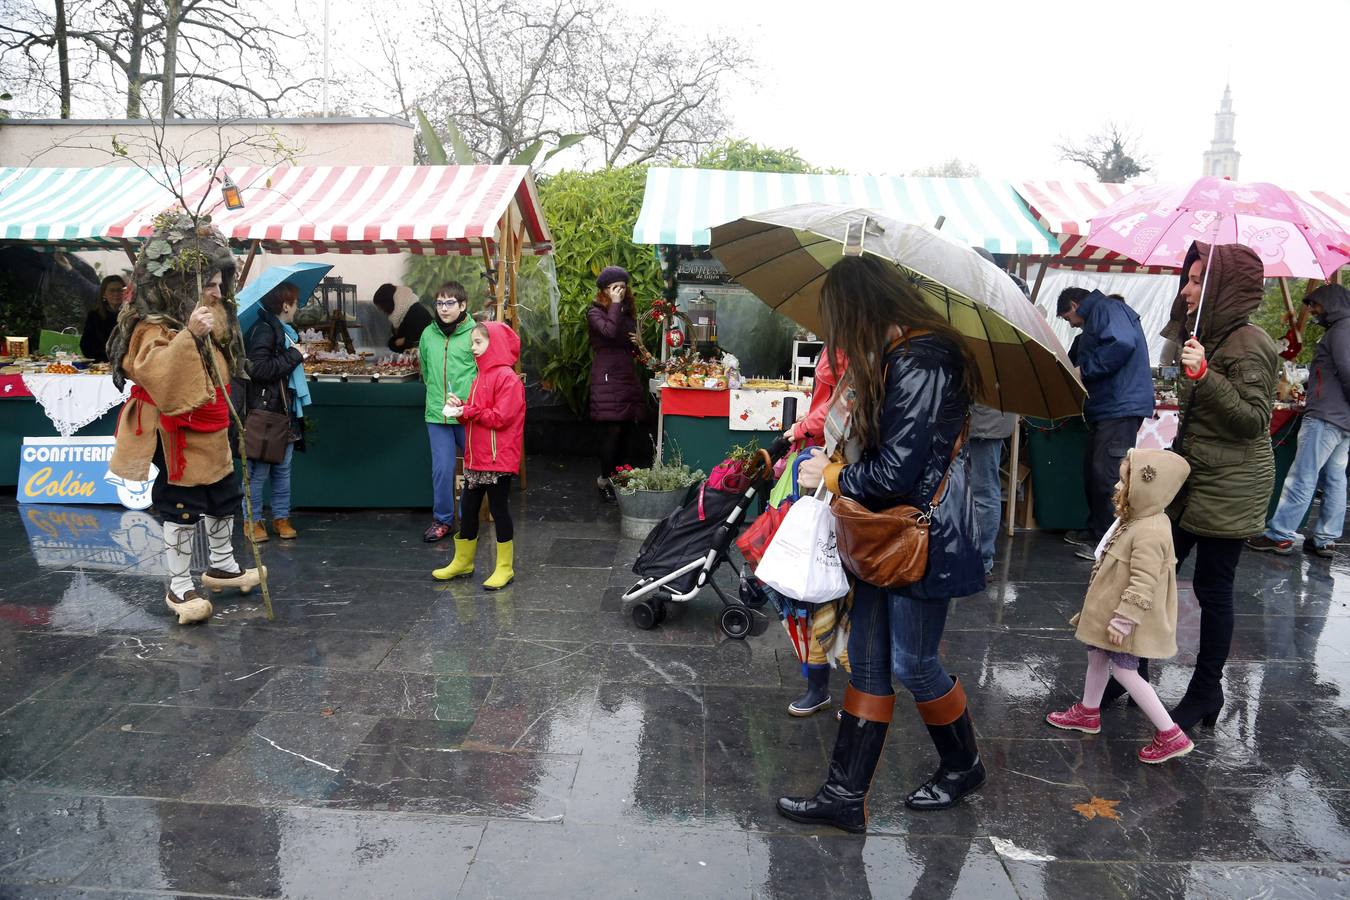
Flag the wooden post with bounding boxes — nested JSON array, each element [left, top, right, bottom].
[[1029, 259, 1050, 304], [1278, 277, 1304, 343], [1005, 416, 1020, 537], [237, 239, 261, 287], [120, 240, 138, 265]]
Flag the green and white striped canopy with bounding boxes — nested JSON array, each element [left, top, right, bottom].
[[634, 167, 1059, 256], [0, 166, 172, 248]]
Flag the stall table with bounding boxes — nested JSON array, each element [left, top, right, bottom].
[[1026, 406, 1305, 530], [1, 374, 123, 487], [659, 384, 810, 476]]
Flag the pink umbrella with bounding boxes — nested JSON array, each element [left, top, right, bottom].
[[1086, 177, 1350, 281]]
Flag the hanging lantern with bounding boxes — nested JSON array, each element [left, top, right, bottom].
[[665, 327, 685, 349], [220, 174, 244, 210]]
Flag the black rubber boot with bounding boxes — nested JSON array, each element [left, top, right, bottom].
[[788, 664, 832, 717], [905, 677, 986, 812], [1171, 587, 1233, 730], [776, 685, 893, 833]]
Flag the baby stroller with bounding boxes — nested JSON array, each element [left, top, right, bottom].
[[622, 433, 795, 639]]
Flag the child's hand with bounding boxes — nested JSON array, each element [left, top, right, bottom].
[[1107, 615, 1136, 646]]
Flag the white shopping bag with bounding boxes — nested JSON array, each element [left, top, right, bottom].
[[755, 488, 849, 604]]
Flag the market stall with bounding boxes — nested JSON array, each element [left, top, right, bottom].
[[0, 164, 553, 507], [633, 167, 1061, 477]]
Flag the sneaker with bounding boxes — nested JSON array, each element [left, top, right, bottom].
[[1074, 545, 1097, 562], [1303, 538, 1335, 560], [1063, 530, 1093, 547], [1046, 702, 1101, 734], [422, 521, 453, 543], [1138, 725, 1194, 764], [1246, 535, 1294, 555]]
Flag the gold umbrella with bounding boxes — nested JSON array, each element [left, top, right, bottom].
[[710, 203, 1085, 419]]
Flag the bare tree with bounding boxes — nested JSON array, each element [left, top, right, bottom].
[[910, 158, 981, 178], [1, 0, 317, 118], [1057, 122, 1152, 183], [420, 0, 748, 165]]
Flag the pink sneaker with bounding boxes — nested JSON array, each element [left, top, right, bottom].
[[1046, 703, 1101, 734], [1138, 725, 1194, 764]]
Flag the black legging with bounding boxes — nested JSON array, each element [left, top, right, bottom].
[[458, 475, 513, 542], [598, 421, 639, 479]]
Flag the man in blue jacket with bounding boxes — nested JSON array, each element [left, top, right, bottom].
[[1058, 288, 1156, 559], [1249, 283, 1350, 559]]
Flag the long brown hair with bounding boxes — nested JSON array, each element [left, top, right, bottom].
[[594, 283, 636, 320], [821, 255, 981, 449]]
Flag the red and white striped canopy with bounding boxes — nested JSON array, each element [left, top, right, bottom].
[[1016, 180, 1350, 274], [103, 164, 552, 256]]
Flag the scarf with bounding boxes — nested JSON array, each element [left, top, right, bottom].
[[283, 321, 310, 418], [436, 309, 467, 336], [127, 384, 231, 482]]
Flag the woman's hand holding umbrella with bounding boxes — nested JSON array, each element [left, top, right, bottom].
[[1181, 338, 1208, 379]]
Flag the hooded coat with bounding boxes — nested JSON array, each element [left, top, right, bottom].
[[1069, 290, 1155, 423], [1302, 284, 1350, 433], [1073, 449, 1190, 660], [461, 321, 526, 475], [1160, 242, 1279, 538], [587, 299, 645, 422]]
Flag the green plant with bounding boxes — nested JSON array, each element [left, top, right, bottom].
[[612, 455, 704, 494], [1252, 273, 1347, 365]]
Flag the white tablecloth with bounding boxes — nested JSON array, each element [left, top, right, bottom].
[[728, 388, 811, 432], [21, 373, 130, 438], [1136, 411, 1179, 450]]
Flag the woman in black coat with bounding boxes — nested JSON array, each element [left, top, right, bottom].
[[779, 256, 986, 834], [243, 283, 307, 542], [80, 275, 126, 362]]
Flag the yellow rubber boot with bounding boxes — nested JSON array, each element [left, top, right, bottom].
[[432, 537, 477, 580], [482, 540, 514, 590]]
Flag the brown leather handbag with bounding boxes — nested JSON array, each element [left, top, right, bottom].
[[244, 385, 292, 465], [831, 424, 968, 589]]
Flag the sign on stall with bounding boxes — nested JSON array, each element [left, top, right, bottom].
[[18, 435, 156, 509]]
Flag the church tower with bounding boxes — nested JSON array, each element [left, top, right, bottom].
[[1202, 84, 1240, 179]]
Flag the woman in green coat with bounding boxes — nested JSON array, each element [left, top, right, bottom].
[[1160, 241, 1278, 731], [419, 282, 479, 542]]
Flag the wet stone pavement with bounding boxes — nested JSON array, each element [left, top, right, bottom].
[[1, 455, 1348, 898]]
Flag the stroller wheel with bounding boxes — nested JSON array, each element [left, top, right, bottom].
[[720, 605, 752, 640], [654, 599, 669, 624], [632, 600, 660, 631]]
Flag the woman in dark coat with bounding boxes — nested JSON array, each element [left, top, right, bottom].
[[587, 266, 652, 500], [780, 255, 986, 834], [80, 275, 126, 361]]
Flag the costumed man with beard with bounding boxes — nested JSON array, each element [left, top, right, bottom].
[[108, 212, 263, 624]]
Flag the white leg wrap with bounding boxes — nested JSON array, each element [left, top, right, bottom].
[[204, 515, 241, 575], [162, 521, 197, 597]]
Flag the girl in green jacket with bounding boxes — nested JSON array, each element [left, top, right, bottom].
[[419, 282, 479, 542]]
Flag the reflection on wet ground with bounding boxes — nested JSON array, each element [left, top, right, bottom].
[[1, 456, 1348, 898]]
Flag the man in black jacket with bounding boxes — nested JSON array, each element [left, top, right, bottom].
[[372, 283, 434, 352]]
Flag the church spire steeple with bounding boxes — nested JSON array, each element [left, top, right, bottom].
[[1202, 84, 1240, 179]]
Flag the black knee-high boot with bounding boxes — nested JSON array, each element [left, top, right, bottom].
[[776, 685, 893, 833], [906, 677, 986, 811], [1171, 598, 1231, 730]]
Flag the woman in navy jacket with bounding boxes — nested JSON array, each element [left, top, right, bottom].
[[778, 255, 986, 833]]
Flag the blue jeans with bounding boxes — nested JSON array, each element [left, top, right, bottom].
[[968, 437, 1004, 574], [427, 423, 466, 525], [1266, 415, 1350, 547], [247, 442, 293, 520], [847, 581, 955, 702]]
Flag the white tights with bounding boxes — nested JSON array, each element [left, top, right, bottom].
[[1082, 649, 1176, 732]]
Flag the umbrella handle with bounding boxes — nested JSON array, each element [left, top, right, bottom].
[[1190, 218, 1222, 344]]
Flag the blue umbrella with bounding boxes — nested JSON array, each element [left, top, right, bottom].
[[235, 262, 333, 335]]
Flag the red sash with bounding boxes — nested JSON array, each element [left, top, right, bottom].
[[125, 384, 231, 481]]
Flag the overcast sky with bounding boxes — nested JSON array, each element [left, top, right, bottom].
[[593, 0, 1348, 187]]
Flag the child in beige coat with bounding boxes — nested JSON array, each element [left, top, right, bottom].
[[1046, 448, 1195, 764]]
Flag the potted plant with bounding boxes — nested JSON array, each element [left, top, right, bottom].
[[612, 453, 705, 540]]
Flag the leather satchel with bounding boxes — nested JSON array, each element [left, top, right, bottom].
[[244, 385, 291, 465], [831, 423, 968, 589]]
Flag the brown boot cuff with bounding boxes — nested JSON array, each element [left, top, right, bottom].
[[843, 685, 896, 723], [916, 676, 967, 726]]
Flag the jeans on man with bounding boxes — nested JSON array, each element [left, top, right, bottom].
[[847, 581, 954, 702], [1265, 415, 1350, 547], [1084, 416, 1142, 541], [247, 441, 294, 520], [427, 422, 466, 525], [968, 437, 1004, 574]]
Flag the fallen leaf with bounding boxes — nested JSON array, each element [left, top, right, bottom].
[[320, 707, 336, 717], [1073, 796, 1121, 821]]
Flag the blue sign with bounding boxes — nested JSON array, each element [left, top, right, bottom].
[[18, 436, 155, 509], [19, 503, 163, 574]]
